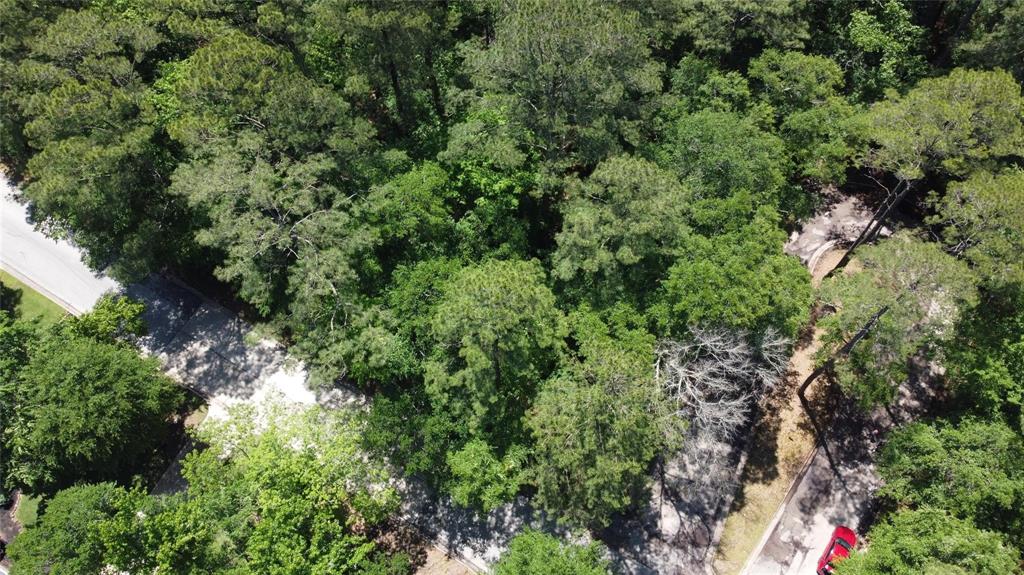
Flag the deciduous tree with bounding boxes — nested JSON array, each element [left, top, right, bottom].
[[5, 482, 126, 575], [835, 509, 1019, 575], [819, 233, 978, 406], [878, 418, 1024, 538], [653, 208, 812, 339], [655, 110, 798, 219], [494, 529, 610, 575], [748, 50, 844, 118], [656, 327, 789, 445], [5, 330, 183, 494]]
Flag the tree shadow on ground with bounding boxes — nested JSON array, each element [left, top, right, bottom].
[[373, 520, 429, 571], [0, 281, 22, 315]]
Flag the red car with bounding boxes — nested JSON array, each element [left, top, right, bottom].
[[817, 526, 856, 574]]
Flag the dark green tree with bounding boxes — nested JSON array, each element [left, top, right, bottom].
[[0, 312, 36, 502], [748, 50, 844, 118], [655, 110, 799, 220], [6, 482, 127, 575], [307, 0, 458, 145], [454, 0, 661, 170], [841, 0, 927, 101], [424, 259, 565, 444], [552, 155, 691, 303], [953, 0, 1024, 82], [13, 7, 194, 279], [527, 306, 674, 528], [780, 96, 866, 185], [667, 0, 811, 59], [666, 55, 753, 115], [5, 331, 183, 494], [928, 169, 1024, 290], [944, 297, 1024, 430]]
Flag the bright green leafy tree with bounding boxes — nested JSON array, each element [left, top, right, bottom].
[[5, 328, 183, 495], [494, 529, 610, 575], [878, 418, 1024, 538], [834, 508, 1020, 575], [654, 208, 812, 339], [6, 482, 125, 575]]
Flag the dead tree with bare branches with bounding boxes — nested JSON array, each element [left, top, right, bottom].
[[655, 327, 789, 446]]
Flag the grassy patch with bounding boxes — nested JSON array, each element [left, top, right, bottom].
[[0, 269, 68, 327], [15, 494, 41, 528]]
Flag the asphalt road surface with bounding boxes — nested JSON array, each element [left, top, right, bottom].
[[1, 177, 117, 313], [742, 367, 937, 575]]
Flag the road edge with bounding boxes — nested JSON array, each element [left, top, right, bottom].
[[0, 262, 81, 315], [737, 443, 821, 575]]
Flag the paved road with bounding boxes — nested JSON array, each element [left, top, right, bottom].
[[1, 178, 117, 313], [742, 365, 937, 575]]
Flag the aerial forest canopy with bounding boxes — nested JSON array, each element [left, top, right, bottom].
[[2, 0, 1024, 571]]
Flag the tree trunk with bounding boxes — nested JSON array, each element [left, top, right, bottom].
[[798, 304, 891, 479], [835, 179, 914, 270], [381, 29, 408, 133], [424, 46, 446, 121]]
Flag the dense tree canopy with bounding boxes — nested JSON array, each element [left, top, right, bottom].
[[12, 6, 193, 280], [4, 0, 1024, 564], [8, 405, 406, 574], [552, 155, 690, 302], [929, 169, 1024, 290], [493, 529, 610, 575], [864, 68, 1024, 181], [527, 307, 674, 528], [6, 482, 124, 575], [878, 418, 1024, 538], [425, 259, 564, 442], [653, 208, 812, 338], [455, 0, 661, 171]]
